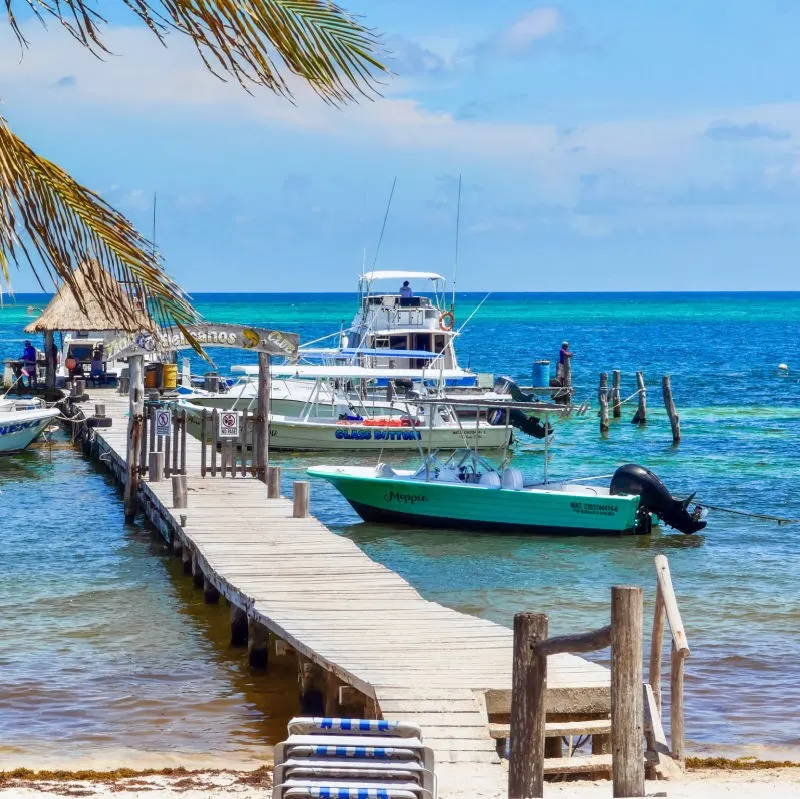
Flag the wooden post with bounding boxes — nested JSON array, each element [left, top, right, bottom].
[[182, 543, 192, 575], [293, 481, 310, 518], [171, 411, 180, 475], [662, 375, 681, 444], [222, 440, 233, 477], [148, 451, 165, 482], [211, 409, 218, 477], [164, 422, 172, 478], [203, 576, 219, 604], [254, 352, 270, 484], [632, 372, 647, 425], [200, 410, 208, 478], [172, 474, 188, 509], [599, 372, 609, 434], [563, 353, 572, 388], [611, 586, 645, 798], [179, 410, 187, 475], [508, 613, 548, 799], [268, 465, 282, 499], [671, 642, 685, 763], [191, 551, 204, 587], [248, 620, 269, 669], [612, 369, 622, 418], [94, 403, 105, 418], [124, 354, 144, 522], [230, 605, 248, 646], [44, 330, 57, 394], [649, 583, 665, 716]]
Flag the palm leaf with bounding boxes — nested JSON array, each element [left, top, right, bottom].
[[0, 115, 198, 332], [5, 0, 386, 103]]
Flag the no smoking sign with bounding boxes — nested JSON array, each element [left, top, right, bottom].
[[218, 411, 239, 438]]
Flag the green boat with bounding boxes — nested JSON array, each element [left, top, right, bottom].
[[308, 450, 707, 537]]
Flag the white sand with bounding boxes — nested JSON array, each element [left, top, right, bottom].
[[2, 766, 800, 799]]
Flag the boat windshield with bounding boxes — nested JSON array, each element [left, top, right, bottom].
[[412, 448, 500, 482]]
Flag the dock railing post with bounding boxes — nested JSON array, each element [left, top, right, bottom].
[[293, 481, 310, 518], [508, 612, 548, 799], [662, 375, 681, 444], [268, 465, 282, 498], [254, 352, 270, 484], [124, 354, 144, 522], [44, 330, 57, 395], [611, 585, 645, 798], [599, 372, 609, 434], [149, 451, 165, 482]]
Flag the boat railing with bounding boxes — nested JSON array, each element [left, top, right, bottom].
[[648, 554, 689, 763]]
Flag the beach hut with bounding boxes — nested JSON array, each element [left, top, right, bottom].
[[24, 259, 156, 393]]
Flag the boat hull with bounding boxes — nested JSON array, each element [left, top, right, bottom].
[[308, 468, 641, 536], [0, 408, 60, 454]]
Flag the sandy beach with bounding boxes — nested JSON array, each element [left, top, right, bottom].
[[3, 764, 800, 799]]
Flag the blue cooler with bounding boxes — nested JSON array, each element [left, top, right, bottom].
[[532, 359, 550, 388]]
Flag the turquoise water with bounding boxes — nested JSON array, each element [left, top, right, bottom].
[[1, 292, 799, 761]]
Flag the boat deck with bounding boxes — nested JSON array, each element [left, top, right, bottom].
[[73, 388, 611, 769]]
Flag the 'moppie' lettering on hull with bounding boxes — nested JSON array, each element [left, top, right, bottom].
[[570, 501, 619, 517], [384, 490, 427, 505]]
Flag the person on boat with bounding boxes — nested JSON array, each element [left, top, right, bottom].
[[399, 280, 413, 298], [20, 340, 37, 388], [557, 341, 573, 381]]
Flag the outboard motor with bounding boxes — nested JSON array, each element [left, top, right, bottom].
[[610, 464, 706, 535], [491, 377, 550, 439]]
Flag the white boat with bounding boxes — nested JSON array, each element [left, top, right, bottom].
[[177, 396, 512, 452], [0, 406, 60, 454], [298, 270, 482, 387]]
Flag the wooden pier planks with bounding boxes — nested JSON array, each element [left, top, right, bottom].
[[77, 389, 610, 766]]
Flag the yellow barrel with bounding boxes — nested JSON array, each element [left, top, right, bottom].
[[163, 363, 178, 390], [144, 366, 158, 389]]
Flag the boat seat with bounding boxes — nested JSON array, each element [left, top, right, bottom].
[[436, 468, 460, 483], [501, 468, 524, 490], [479, 472, 501, 488], [375, 463, 397, 478]]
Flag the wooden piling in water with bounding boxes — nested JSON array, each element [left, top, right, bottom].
[[191, 552, 204, 587], [612, 369, 621, 418], [508, 612, 548, 799], [599, 372, 610, 434], [182, 543, 193, 575], [203, 577, 220, 604], [248, 620, 269, 669], [230, 605, 248, 646], [662, 375, 681, 444], [611, 586, 644, 798], [632, 372, 647, 425]]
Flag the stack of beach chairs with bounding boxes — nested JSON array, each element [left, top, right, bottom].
[[272, 717, 437, 799]]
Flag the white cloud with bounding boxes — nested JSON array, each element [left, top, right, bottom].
[[501, 7, 563, 54]]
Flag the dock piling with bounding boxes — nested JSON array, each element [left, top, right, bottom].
[[203, 577, 219, 604], [268, 465, 282, 498], [182, 544, 193, 575], [662, 375, 681, 444], [191, 552, 204, 587], [611, 586, 645, 798], [124, 354, 144, 522], [172, 474, 188, 509], [611, 370, 622, 418], [248, 620, 269, 669], [508, 612, 548, 799], [293, 481, 310, 518], [230, 605, 248, 646], [148, 451, 164, 482], [632, 372, 647, 425], [599, 372, 610, 434]]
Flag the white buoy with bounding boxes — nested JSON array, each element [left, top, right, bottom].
[[778, 363, 789, 371]]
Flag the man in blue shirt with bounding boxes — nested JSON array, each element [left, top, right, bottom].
[[399, 280, 413, 298], [557, 340, 573, 381], [20, 340, 37, 388]]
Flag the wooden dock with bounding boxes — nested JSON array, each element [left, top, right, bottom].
[[71, 388, 611, 769]]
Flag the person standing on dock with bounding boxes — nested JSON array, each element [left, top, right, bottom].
[[557, 340, 573, 381], [20, 340, 37, 389]]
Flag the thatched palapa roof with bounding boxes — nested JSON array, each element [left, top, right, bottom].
[[24, 260, 157, 334]]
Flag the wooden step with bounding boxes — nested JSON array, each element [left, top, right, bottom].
[[489, 719, 612, 740], [544, 754, 613, 775]]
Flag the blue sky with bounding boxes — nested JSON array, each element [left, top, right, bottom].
[[4, 0, 800, 292]]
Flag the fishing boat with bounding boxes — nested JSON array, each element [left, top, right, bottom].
[[308, 452, 707, 536], [177, 392, 513, 452], [0, 405, 60, 454]]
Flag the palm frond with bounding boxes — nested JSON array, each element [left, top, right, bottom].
[[6, 0, 386, 103], [0, 115, 198, 332]]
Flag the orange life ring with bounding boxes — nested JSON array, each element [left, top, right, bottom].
[[439, 311, 455, 331], [65, 357, 78, 370]]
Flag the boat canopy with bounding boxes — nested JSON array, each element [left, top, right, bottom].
[[300, 347, 445, 360], [360, 271, 445, 283], [231, 364, 469, 380]]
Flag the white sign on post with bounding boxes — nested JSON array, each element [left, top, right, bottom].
[[219, 411, 239, 438], [155, 409, 172, 437]]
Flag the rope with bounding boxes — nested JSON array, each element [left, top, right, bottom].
[[695, 502, 800, 526]]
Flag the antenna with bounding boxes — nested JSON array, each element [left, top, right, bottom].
[[151, 191, 158, 257], [451, 174, 462, 311], [369, 177, 397, 280]]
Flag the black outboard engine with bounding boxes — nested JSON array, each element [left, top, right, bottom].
[[491, 377, 550, 439], [610, 464, 706, 535]]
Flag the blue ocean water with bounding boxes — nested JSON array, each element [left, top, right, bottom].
[[1, 291, 799, 762]]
